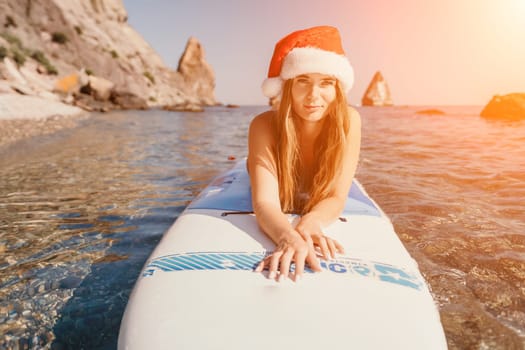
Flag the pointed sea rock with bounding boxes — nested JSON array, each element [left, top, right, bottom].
[[361, 71, 393, 106], [480, 93, 525, 121], [177, 37, 216, 106]]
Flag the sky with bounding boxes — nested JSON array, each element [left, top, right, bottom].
[[123, 0, 525, 106]]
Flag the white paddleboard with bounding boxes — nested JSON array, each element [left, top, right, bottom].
[[119, 160, 447, 349]]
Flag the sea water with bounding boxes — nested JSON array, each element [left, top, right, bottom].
[[0, 106, 524, 349]]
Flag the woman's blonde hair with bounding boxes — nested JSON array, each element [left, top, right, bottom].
[[272, 79, 350, 214]]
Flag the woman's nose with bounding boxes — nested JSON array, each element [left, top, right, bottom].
[[306, 83, 321, 98]]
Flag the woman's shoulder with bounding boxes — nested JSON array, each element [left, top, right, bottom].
[[249, 110, 275, 135], [248, 110, 277, 170], [250, 109, 274, 126]]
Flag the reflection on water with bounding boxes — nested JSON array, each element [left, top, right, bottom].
[[0, 106, 524, 349]]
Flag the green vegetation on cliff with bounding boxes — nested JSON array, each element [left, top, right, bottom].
[[1, 31, 58, 73]]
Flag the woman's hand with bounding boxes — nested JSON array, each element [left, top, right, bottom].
[[295, 213, 345, 260], [255, 229, 321, 282]]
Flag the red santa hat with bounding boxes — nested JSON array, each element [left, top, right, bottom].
[[262, 26, 354, 98]]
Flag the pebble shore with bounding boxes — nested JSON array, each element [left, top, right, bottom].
[[0, 94, 88, 149]]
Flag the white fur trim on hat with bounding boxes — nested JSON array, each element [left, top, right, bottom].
[[262, 47, 354, 98], [261, 77, 283, 99]]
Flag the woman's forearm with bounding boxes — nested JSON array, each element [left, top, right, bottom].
[[253, 201, 295, 243], [304, 195, 346, 227]]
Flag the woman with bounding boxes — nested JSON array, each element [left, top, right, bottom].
[[248, 26, 362, 282]]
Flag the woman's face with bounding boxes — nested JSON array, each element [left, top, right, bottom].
[[291, 73, 337, 124]]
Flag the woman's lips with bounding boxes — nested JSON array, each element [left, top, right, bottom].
[[304, 105, 322, 110]]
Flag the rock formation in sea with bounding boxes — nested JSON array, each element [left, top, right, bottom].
[[480, 93, 525, 121], [361, 71, 393, 107], [0, 0, 217, 111], [177, 37, 216, 106]]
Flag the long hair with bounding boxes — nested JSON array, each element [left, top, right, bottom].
[[272, 79, 350, 214]]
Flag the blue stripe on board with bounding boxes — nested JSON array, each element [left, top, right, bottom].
[[228, 253, 260, 268], [216, 253, 253, 270], [142, 252, 424, 291], [194, 254, 223, 269], [177, 255, 217, 270]]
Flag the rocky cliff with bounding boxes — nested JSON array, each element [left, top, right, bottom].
[[361, 71, 393, 107], [0, 0, 216, 110]]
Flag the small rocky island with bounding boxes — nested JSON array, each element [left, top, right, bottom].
[[480, 93, 525, 121]]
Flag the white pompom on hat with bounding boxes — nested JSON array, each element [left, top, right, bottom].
[[262, 26, 354, 98]]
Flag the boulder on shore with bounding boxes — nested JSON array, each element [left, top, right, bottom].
[[82, 75, 114, 101], [361, 71, 393, 106], [110, 90, 148, 110], [72, 88, 147, 111], [480, 93, 525, 121]]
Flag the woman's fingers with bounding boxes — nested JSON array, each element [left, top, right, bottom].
[[268, 251, 282, 279], [326, 238, 337, 259], [278, 249, 294, 281], [311, 235, 345, 260], [334, 239, 345, 254], [255, 233, 344, 281], [255, 248, 317, 282], [255, 259, 265, 272], [293, 248, 308, 281], [306, 248, 322, 272], [317, 236, 330, 260]]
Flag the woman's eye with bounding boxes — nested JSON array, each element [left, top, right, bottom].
[[321, 80, 335, 86]]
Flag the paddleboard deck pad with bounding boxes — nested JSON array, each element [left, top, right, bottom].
[[119, 160, 447, 349]]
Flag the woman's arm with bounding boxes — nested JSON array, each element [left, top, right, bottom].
[[247, 112, 291, 241], [247, 112, 321, 280], [295, 107, 362, 258]]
